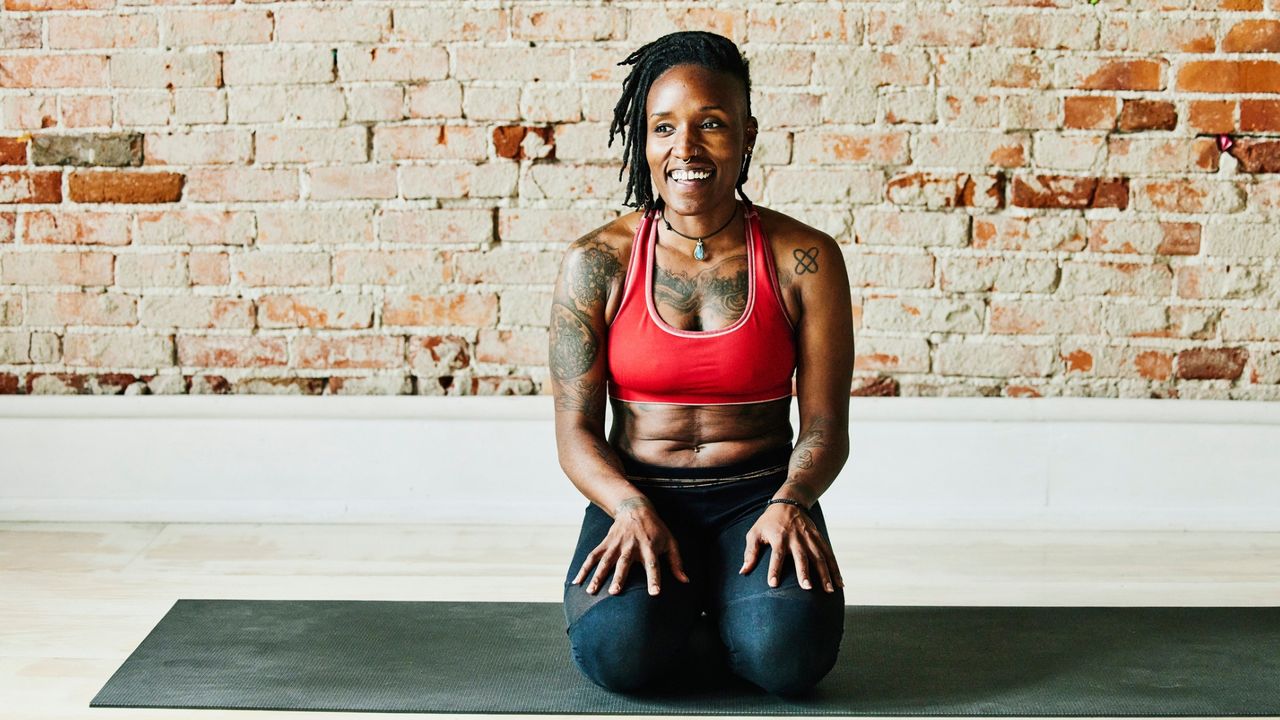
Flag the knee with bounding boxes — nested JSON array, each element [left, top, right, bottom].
[[725, 623, 841, 697], [567, 606, 684, 693]]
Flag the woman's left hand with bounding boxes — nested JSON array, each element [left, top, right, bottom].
[[740, 503, 844, 593]]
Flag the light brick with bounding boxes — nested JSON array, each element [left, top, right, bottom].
[[452, 250, 561, 285], [406, 81, 462, 120], [256, 127, 367, 164], [257, 208, 374, 246], [133, 210, 251, 248], [793, 131, 910, 165], [768, 168, 883, 204], [972, 215, 1086, 252], [337, 46, 448, 83], [476, 327, 548, 365], [184, 168, 298, 203], [115, 252, 188, 287], [374, 125, 488, 162], [846, 252, 935, 289], [990, 300, 1102, 334], [854, 335, 930, 373], [939, 257, 1058, 293], [1088, 220, 1200, 256], [862, 296, 983, 333], [1222, 308, 1280, 341], [294, 335, 404, 369], [143, 130, 252, 165], [308, 165, 397, 201], [383, 293, 498, 327], [0, 252, 114, 286], [1176, 264, 1270, 299], [855, 210, 969, 248], [109, 51, 219, 88], [390, 8, 508, 43], [25, 211, 131, 246], [497, 209, 617, 244], [0, 332, 30, 363], [139, 296, 254, 329], [47, 14, 158, 49], [222, 48, 333, 86], [178, 335, 287, 367], [64, 332, 172, 367], [499, 290, 552, 327], [453, 46, 571, 82], [162, 9, 273, 46], [1058, 262, 1173, 297], [275, 6, 389, 43], [334, 250, 444, 286], [232, 252, 330, 287], [27, 291, 136, 326], [403, 163, 519, 200], [228, 86, 345, 124], [935, 341, 1056, 377], [258, 294, 373, 329], [379, 209, 493, 246]]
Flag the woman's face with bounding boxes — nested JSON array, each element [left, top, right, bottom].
[[644, 63, 756, 216]]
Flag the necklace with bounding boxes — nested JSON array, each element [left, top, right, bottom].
[[659, 202, 738, 261]]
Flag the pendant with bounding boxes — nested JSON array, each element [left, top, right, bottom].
[[694, 239, 706, 261]]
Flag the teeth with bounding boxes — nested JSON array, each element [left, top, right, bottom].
[[670, 169, 712, 181]]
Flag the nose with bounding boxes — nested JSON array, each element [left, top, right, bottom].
[[671, 124, 702, 162]]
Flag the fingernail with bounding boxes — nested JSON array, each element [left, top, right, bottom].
[[826, 582, 834, 592], [802, 579, 811, 589], [769, 576, 777, 587]]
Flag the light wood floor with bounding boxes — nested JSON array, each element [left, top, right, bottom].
[[2, 522, 1278, 720]]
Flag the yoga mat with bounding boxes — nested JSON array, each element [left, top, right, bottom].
[[91, 600, 1280, 715]]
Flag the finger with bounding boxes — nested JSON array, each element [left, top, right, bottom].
[[666, 542, 691, 583], [805, 538, 834, 592], [572, 547, 602, 585], [587, 547, 616, 594], [766, 539, 784, 588], [740, 531, 760, 575], [791, 541, 812, 590], [609, 550, 633, 595], [819, 535, 845, 588], [639, 545, 661, 596]]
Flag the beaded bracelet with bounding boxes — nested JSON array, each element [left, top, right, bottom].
[[766, 498, 811, 516]]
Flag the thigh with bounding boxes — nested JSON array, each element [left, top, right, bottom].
[[709, 499, 845, 639], [562, 500, 709, 632]]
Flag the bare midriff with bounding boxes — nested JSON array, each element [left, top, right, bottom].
[[607, 395, 793, 468]]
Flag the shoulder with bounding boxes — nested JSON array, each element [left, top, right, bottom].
[[561, 210, 641, 272], [753, 205, 847, 293]]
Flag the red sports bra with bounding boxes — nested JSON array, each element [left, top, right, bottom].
[[606, 199, 797, 406]]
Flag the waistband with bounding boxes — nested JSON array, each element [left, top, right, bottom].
[[620, 443, 793, 488]]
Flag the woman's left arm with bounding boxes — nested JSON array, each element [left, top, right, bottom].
[[741, 231, 854, 592]]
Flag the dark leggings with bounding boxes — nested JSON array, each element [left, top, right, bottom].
[[561, 444, 845, 697]]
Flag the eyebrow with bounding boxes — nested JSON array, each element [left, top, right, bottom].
[[649, 105, 727, 118]]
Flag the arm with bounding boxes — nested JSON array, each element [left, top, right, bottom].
[[771, 233, 854, 508], [549, 226, 692, 597], [548, 228, 642, 519], [740, 231, 853, 592]]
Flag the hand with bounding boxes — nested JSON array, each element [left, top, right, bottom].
[[571, 496, 691, 597], [740, 502, 844, 593]]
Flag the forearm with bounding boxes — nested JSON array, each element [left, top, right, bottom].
[[556, 425, 651, 519], [772, 415, 849, 508]]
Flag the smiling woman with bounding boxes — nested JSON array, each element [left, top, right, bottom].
[[549, 31, 855, 698]]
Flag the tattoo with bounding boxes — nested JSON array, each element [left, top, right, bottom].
[[614, 495, 653, 518], [790, 415, 831, 475], [554, 376, 604, 416], [793, 246, 819, 275], [549, 301, 596, 380], [571, 244, 620, 306], [652, 255, 748, 330]]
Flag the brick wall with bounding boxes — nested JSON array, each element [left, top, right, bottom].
[[0, 1, 1277, 399]]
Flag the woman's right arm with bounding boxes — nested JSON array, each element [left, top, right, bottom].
[[549, 227, 689, 596]]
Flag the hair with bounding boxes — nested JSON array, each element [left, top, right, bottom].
[[608, 31, 754, 213]]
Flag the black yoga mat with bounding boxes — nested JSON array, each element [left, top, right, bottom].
[[91, 599, 1280, 716]]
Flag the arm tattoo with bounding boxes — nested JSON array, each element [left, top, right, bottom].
[[793, 246, 819, 274], [554, 375, 604, 416], [549, 301, 596, 380], [782, 416, 832, 502]]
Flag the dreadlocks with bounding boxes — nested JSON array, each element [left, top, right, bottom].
[[608, 31, 754, 213]]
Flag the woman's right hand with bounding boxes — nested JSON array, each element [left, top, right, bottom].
[[571, 496, 691, 597]]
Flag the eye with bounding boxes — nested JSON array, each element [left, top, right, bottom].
[[702, 120, 723, 128], [654, 123, 672, 133]]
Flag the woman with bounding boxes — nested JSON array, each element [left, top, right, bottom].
[[549, 31, 854, 698]]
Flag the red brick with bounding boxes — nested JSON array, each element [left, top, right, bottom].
[[1178, 60, 1280, 93], [0, 171, 62, 203], [1117, 99, 1177, 132], [1012, 175, 1128, 210], [884, 172, 1005, 209], [1240, 100, 1280, 132], [1188, 100, 1235, 133], [1176, 347, 1248, 380], [1063, 96, 1116, 130], [0, 137, 27, 165], [0, 373, 17, 394], [851, 376, 898, 397], [1222, 19, 1280, 52], [491, 125, 554, 161], [68, 171, 184, 203], [1228, 139, 1280, 173], [1078, 60, 1163, 91], [1135, 351, 1173, 382]]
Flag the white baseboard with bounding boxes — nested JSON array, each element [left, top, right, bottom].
[[1, 396, 1277, 531]]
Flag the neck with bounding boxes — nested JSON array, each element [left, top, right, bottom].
[[657, 198, 742, 242]]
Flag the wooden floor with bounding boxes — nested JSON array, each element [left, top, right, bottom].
[[2, 521, 1278, 720]]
